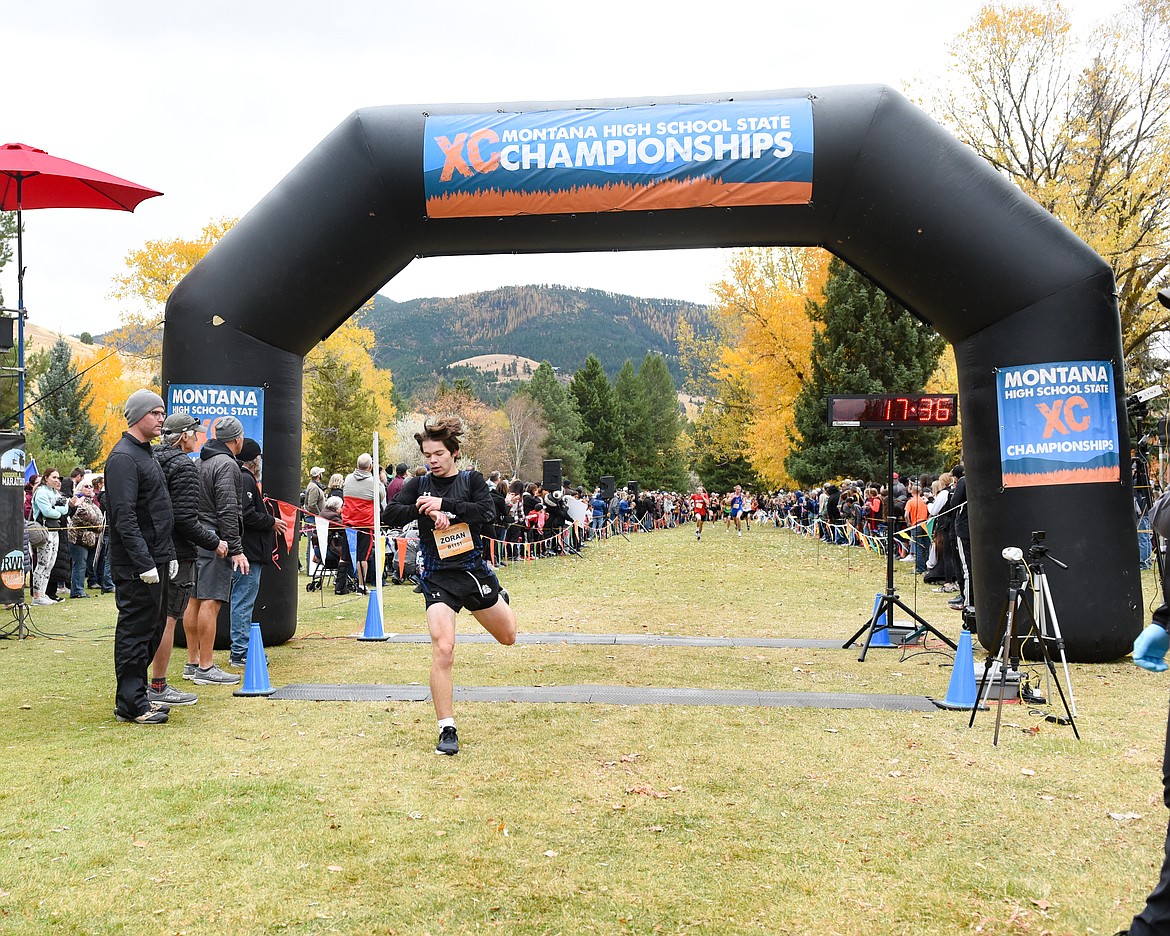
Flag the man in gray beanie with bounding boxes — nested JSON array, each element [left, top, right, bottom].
[[185, 415, 247, 685], [124, 389, 165, 427], [106, 389, 175, 724]]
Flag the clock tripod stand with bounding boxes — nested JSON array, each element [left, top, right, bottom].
[[843, 430, 957, 661]]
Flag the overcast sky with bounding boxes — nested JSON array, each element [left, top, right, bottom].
[[3, 0, 1123, 336]]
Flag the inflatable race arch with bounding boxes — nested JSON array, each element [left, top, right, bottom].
[[162, 85, 1142, 662]]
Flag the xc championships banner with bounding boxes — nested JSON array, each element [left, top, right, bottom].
[[423, 99, 814, 218], [996, 360, 1119, 488]]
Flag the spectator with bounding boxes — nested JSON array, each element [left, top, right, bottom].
[[341, 453, 385, 594], [66, 475, 103, 599], [230, 439, 287, 667], [106, 390, 175, 724], [387, 463, 409, 502], [154, 412, 224, 704], [187, 415, 248, 687], [30, 468, 69, 606]]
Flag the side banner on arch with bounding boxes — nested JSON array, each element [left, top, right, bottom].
[[996, 360, 1119, 488], [423, 99, 813, 218]]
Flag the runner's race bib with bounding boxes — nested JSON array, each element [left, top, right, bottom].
[[434, 522, 474, 559]]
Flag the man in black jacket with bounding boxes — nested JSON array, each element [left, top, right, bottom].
[[186, 416, 248, 686], [229, 438, 287, 667], [151, 414, 227, 704], [106, 389, 176, 725]]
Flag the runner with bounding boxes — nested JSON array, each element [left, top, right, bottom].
[[730, 485, 746, 537], [382, 417, 517, 756], [691, 486, 711, 541]]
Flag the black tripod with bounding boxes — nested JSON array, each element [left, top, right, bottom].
[[969, 538, 1079, 745], [844, 431, 956, 661]]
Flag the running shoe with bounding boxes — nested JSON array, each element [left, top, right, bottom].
[[147, 684, 198, 706], [181, 663, 198, 681], [32, 595, 55, 606], [192, 665, 241, 686], [695, 528, 700, 540], [436, 726, 459, 756], [116, 707, 169, 725]]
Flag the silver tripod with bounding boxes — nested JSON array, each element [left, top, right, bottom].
[[1021, 548, 1077, 718], [970, 532, 1079, 744]]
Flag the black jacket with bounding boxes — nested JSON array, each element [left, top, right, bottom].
[[383, 470, 494, 572], [156, 443, 221, 561], [105, 432, 176, 579], [952, 477, 969, 540], [197, 439, 244, 555], [239, 464, 277, 565]]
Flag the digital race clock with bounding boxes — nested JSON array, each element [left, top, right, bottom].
[[827, 394, 959, 429]]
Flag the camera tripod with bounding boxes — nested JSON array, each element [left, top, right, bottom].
[[844, 431, 956, 661], [969, 537, 1079, 745]]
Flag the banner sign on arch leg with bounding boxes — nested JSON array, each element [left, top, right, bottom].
[[996, 361, 1120, 488]]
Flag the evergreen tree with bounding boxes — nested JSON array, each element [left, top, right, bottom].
[[613, 360, 650, 484], [628, 353, 688, 490], [520, 362, 591, 484], [32, 338, 102, 467], [304, 349, 379, 475], [786, 259, 946, 485], [569, 354, 629, 485]]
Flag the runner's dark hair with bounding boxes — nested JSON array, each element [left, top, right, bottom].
[[415, 416, 464, 454]]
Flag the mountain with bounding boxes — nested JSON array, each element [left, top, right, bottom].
[[355, 285, 712, 398]]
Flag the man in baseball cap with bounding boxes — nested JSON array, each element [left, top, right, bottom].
[[149, 412, 223, 706], [185, 414, 247, 686]]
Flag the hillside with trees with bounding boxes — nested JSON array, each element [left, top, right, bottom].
[[356, 285, 711, 398]]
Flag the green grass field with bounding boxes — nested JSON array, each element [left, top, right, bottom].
[[1, 523, 1166, 935]]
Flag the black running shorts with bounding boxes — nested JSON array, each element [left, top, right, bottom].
[[421, 565, 503, 613]]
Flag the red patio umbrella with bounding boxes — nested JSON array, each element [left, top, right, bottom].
[[0, 142, 162, 427]]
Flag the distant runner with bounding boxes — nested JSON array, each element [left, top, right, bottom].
[[691, 486, 710, 541]]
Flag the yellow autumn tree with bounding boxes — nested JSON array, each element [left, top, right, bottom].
[[302, 319, 396, 470], [708, 247, 830, 487], [75, 348, 135, 462], [934, 0, 1170, 366], [106, 218, 238, 373]]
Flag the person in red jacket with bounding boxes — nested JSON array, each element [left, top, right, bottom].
[[341, 453, 385, 594]]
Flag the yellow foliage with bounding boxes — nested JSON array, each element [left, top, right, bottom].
[[75, 347, 135, 464], [709, 247, 829, 487], [107, 218, 237, 370], [937, 0, 1170, 360], [110, 218, 237, 310], [303, 318, 396, 459]]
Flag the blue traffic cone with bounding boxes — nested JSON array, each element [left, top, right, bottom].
[[936, 628, 979, 710], [868, 592, 892, 646], [233, 622, 275, 697], [357, 586, 388, 641]]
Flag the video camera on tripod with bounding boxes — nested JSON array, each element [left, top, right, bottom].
[[976, 530, 1079, 744]]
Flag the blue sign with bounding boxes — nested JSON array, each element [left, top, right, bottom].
[[996, 361, 1119, 488], [167, 384, 264, 454]]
